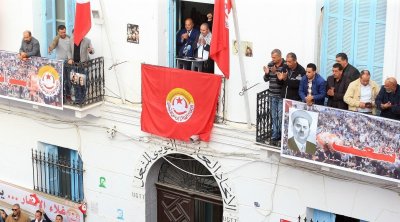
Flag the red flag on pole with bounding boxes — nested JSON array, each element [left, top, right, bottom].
[[74, 0, 92, 45], [141, 64, 222, 142], [210, 0, 232, 79]]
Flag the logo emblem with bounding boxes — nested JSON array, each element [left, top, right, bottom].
[[166, 88, 195, 122], [37, 65, 61, 97]]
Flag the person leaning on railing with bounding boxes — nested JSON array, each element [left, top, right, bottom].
[[18, 30, 41, 61]]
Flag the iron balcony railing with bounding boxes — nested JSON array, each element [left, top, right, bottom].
[[256, 89, 280, 147], [63, 57, 105, 107], [31, 149, 84, 202]]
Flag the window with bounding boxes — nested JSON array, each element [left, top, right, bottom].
[[320, 0, 387, 84], [42, 0, 76, 58], [310, 208, 368, 222], [32, 142, 84, 202]]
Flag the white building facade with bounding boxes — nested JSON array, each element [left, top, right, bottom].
[[0, 0, 399, 221]]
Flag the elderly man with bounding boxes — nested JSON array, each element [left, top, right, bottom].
[[18, 30, 41, 60], [263, 49, 286, 142], [287, 110, 316, 156], [344, 70, 380, 114], [48, 25, 72, 60], [196, 23, 213, 73], [336, 52, 360, 82], [6, 204, 30, 222], [176, 18, 200, 58], [299, 63, 326, 106], [375, 77, 400, 120], [326, 63, 351, 110]]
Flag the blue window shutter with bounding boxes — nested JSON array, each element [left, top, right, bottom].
[[42, 0, 56, 59], [353, 0, 386, 85], [65, 0, 76, 36], [70, 150, 83, 202], [44, 144, 59, 196], [313, 209, 336, 222], [321, 0, 356, 78]]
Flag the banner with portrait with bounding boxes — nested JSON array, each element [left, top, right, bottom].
[[0, 50, 63, 109], [281, 99, 400, 182]]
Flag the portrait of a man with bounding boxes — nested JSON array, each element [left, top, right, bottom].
[[287, 109, 318, 156]]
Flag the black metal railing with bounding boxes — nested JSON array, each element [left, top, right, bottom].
[[31, 149, 84, 202], [63, 57, 105, 107], [256, 89, 280, 147]]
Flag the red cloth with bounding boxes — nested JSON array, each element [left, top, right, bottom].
[[141, 64, 222, 141], [74, 0, 92, 45], [210, 0, 232, 79]]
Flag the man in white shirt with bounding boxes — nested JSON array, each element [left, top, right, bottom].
[[196, 23, 214, 73]]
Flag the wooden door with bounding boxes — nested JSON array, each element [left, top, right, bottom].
[[157, 183, 194, 222]]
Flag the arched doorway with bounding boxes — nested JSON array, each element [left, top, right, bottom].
[[155, 154, 223, 222]]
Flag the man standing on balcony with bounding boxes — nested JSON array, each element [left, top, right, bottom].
[[48, 25, 72, 61], [336, 52, 360, 82], [176, 18, 199, 58], [375, 77, 400, 120], [5, 204, 30, 222], [18, 30, 41, 61], [68, 29, 94, 64], [299, 63, 326, 106], [263, 49, 285, 143], [277, 52, 306, 101], [326, 63, 351, 110], [344, 70, 380, 115]]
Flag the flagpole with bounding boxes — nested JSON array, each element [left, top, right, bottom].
[[231, 0, 252, 128]]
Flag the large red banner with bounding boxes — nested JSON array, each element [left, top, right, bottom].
[[141, 64, 222, 141]]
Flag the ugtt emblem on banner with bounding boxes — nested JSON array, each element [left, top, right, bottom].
[[165, 88, 195, 123]]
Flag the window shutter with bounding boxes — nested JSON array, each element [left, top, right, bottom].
[[321, 0, 356, 78], [70, 150, 84, 202], [65, 0, 76, 36], [44, 144, 59, 196], [42, 0, 56, 59]]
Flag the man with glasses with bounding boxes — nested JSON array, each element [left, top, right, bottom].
[[6, 204, 30, 222]]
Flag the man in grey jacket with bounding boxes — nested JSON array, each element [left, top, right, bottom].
[[68, 30, 94, 64], [18, 30, 41, 60]]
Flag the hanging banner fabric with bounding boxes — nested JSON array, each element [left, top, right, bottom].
[[281, 99, 400, 182], [0, 51, 63, 109]]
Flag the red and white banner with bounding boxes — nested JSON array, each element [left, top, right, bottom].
[[281, 99, 400, 182], [0, 50, 63, 109], [141, 64, 222, 141], [74, 0, 92, 45], [210, 0, 232, 79], [0, 180, 84, 222]]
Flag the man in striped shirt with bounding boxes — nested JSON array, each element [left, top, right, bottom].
[[263, 49, 285, 142]]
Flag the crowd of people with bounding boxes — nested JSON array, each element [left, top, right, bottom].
[[0, 204, 63, 222], [264, 49, 400, 179]]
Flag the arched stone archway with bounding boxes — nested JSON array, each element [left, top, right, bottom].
[[145, 153, 223, 222]]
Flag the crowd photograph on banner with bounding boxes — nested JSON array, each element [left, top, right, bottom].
[[0, 50, 63, 108], [281, 99, 400, 181]]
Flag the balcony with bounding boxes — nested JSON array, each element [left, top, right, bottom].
[[256, 89, 278, 148], [63, 57, 105, 108]]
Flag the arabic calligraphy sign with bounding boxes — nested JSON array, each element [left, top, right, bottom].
[[0, 180, 84, 222], [0, 50, 63, 109], [133, 139, 238, 212], [281, 99, 400, 182]]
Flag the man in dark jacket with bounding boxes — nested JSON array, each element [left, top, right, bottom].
[[375, 77, 400, 120], [336, 52, 360, 82], [277, 52, 305, 101], [326, 63, 351, 110]]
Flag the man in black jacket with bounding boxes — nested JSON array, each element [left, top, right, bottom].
[[31, 209, 51, 222], [336, 52, 360, 82], [277, 52, 305, 101], [326, 63, 351, 110]]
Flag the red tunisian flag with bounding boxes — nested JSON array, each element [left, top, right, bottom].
[[74, 0, 92, 45], [141, 64, 222, 142], [210, 0, 232, 79]]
